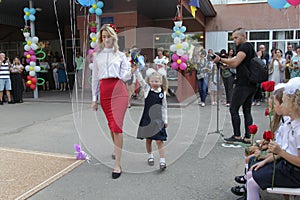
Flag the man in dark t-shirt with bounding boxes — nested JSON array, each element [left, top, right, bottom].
[[213, 27, 256, 143]]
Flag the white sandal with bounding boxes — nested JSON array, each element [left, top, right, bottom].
[[148, 158, 154, 166], [159, 162, 167, 171]]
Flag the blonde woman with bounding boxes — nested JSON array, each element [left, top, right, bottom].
[[91, 24, 134, 179]]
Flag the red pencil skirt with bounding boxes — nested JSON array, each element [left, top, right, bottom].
[[100, 78, 128, 133]]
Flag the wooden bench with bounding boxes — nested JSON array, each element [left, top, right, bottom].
[[267, 188, 300, 200]]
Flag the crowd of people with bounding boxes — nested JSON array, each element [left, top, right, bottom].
[[0, 51, 70, 105]]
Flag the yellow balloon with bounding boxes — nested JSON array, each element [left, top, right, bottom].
[[176, 30, 180, 34], [29, 66, 34, 71], [26, 12, 30, 16], [27, 41, 32, 45], [26, 54, 31, 59], [177, 59, 182, 64], [176, 44, 182, 49], [93, 4, 97, 9], [92, 37, 96, 42], [27, 80, 32, 85]]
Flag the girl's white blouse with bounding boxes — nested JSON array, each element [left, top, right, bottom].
[[92, 48, 131, 101]]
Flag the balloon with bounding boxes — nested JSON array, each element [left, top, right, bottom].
[[24, 45, 31, 51], [27, 75, 32, 80], [180, 26, 186, 32], [31, 37, 39, 43], [24, 16, 29, 21], [171, 62, 179, 70], [29, 71, 36, 76], [268, 0, 287, 9], [177, 49, 184, 56], [89, 7, 95, 14], [172, 53, 179, 61], [90, 42, 96, 48], [31, 43, 38, 50], [27, 80, 32, 85], [95, 8, 102, 16], [29, 8, 36, 15], [170, 44, 176, 52], [182, 42, 189, 49], [30, 84, 36, 90], [174, 21, 182, 27], [287, 0, 300, 6], [26, 58, 31, 63], [77, 0, 96, 6], [179, 62, 187, 70], [97, 1, 104, 8], [35, 66, 41, 72], [181, 55, 188, 62], [174, 37, 181, 44], [25, 66, 30, 71], [88, 49, 94, 55], [284, 2, 291, 8], [31, 55, 37, 62], [24, 7, 29, 12], [30, 61, 36, 66], [31, 77, 37, 84], [23, 32, 30, 38], [29, 15, 35, 21]]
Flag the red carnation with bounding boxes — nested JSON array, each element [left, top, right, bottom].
[[295, 61, 298, 65], [261, 81, 275, 92], [265, 108, 269, 116], [263, 131, 274, 141], [248, 124, 258, 135]]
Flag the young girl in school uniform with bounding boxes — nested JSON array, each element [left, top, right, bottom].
[[246, 77, 300, 200], [135, 68, 168, 170]]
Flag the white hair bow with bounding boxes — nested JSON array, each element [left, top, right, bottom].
[[146, 68, 167, 77]]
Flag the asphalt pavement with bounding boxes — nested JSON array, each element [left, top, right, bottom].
[[0, 90, 292, 200]]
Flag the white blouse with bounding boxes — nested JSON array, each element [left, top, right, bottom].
[[281, 118, 300, 156], [92, 48, 131, 101], [135, 71, 168, 124]]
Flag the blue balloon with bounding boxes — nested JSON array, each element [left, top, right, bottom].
[[97, 1, 104, 8], [173, 26, 179, 32], [171, 33, 177, 39], [138, 55, 145, 70], [29, 15, 36, 21], [77, 0, 96, 7], [24, 7, 29, 12], [180, 26, 186, 33], [30, 8, 36, 15], [95, 8, 102, 16], [268, 0, 287, 9], [89, 7, 95, 14], [24, 15, 29, 21]]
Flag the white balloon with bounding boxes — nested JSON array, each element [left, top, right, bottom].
[[90, 42, 96, 49], [31, 43, 38, 50], [29, 61, 36, 66], [31, 36, 39, 43], [174, 37, 181, 44], [23, 32, 30, 38], [29, 71, 36, 76], [177, 49, 184, 56], [89, 63, 94, 70], [24, 45, 31, 51], [174, 21, 182, 27], [182, 42, 189, 49], [25, 65, 30, 71], [34, 66, 41, 72], [170, 44, 177, 52], [90, 33, 96, 38]]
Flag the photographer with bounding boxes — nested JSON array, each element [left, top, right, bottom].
[[212, 28, 256, 144], [0, 52, 14, 105]]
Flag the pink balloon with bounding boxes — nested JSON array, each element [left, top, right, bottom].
[[287, 0, 300, 6], [31, 55, 37, 61], [171, 62, 179, 70], [171, 53, 179, 62], [29, 50, 35, 55], [24, 52, 28, 56], [88, 49, 94, 55], [181, 54, 188, 63], [26, 58, 31, 63], [179, 62, 187, 70]]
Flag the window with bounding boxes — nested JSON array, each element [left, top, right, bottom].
[[250, 32, 269, 40], [296, 30, 300, 39], [273, 31, 293, 40]]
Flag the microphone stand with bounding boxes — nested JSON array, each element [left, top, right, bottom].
[[208, 63, 224, 137]]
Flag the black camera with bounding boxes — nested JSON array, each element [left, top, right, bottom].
[[208, 54, 216, 60]]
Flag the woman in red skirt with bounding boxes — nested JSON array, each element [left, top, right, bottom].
[[91, 24, 133, 179]]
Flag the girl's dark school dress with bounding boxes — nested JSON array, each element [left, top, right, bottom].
[[137, 87, 167, 141]]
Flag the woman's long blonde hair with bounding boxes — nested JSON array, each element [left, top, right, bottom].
[[98, 24, 119, 53]]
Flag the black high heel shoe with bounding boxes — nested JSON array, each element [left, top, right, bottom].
[[112, 167, 122, 179]]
